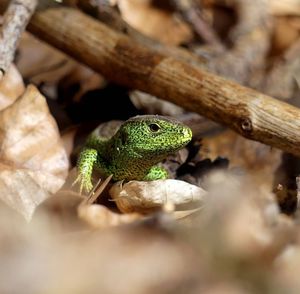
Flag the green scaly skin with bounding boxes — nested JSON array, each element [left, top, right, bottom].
[[75, 115, 192, 192]]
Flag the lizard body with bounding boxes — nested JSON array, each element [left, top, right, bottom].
[[76, 115, 192, 192]]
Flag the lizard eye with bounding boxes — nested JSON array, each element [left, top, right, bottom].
[[149, 123, 160, 132], [121, 132, 127, 145]]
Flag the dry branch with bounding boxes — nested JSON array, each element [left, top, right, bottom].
[[262, 38, 300, 100], [27, 7, 300, 156], [82, 0, 270, 85], [0, 0, 37, 77], [169, 0, 222, 46], [77, 0, 206, 68], [202, 0, 270, 84]]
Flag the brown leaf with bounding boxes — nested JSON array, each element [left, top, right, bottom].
[[200, 129, 282, 189], [272, 17, 300, 54], [17, 32, 75, 84], [270, 0, 300, 15], [117, 0, 193, 45], [0, 85, 69, 220], [17, 33, 104, 101], [76, 174, 141, 228], [130, 90, 185, 116], [110, 179, 206, 213], [78, 203, 141, 228], [0, 64, 24, 111]]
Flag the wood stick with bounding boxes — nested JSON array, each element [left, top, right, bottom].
[[77, 0, 207, 67], [262, 37, 300, 100], [0, 0, 37, 77], [27, 7, 300, 156], [169, 0, 222, 46]]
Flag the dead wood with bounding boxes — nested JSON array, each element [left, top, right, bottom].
[[23, 7, 300, 156], [262, 38, 300, 101], [169, 0, 222, 47], [77, 0, 207, 68], [201, 0, 271, 84], [0, 0, 37, 77], [81, 0, 270, 85]]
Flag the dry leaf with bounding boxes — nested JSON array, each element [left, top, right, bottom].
[[78, 204, 141, 228], [117, 0, 193, 45], [198, 171, 292, 262], [110, 179, 206, 213], [17, 33, 104, 101], [76, 174, 141, 228], [270, 0, 300, 15], [0, 205, 201, 294], [200, 129, 282, 189], [17, 32, 75, 84], [272, 17, 300, 54], [274, 245, 300, 291], [130, 90, 185, 116], [173, 207, 203, 220], [0, 85, 69, 220], [33, 189, 87, 231], [40, 172, 141, 228], [0, 64, 24, 111]]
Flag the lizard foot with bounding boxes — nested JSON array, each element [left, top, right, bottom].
[[143, 166, 168, 181], [72, 174, 94, 194]]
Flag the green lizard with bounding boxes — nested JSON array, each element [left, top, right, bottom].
[[75, 115, 192, 192]]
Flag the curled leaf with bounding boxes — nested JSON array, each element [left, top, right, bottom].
[[270, 0, 300, 15], [0, 85, 69, 220], [130, 91, 185, 116], [78, 204, 141, 228], [110, 179, 206, 213], [117, 0, 193, 45], [0, 64, 24, 111]]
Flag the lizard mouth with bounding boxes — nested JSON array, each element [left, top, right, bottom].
[[166, 127, 192, 151], [178, 127, 192, 147], [182, 127, 192, 142]]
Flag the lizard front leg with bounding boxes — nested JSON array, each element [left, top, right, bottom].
[[143, 165, 168, 181], [74, 147, 98, 193]]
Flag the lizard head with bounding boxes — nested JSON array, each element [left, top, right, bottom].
[[116, 115, 192, 160]]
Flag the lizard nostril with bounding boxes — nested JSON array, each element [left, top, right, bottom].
[[182, 128, 192, 139]]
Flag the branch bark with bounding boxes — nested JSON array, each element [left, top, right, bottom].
[[0, 0, 38, 77], [26, 7, 300, 156], [77, 0, 207, 68]]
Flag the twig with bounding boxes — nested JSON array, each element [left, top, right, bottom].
[[80, 0, 269, 85], [226, 0, 269, 42], [0, 0, 37, 77], [27, 7, 300, 156], [77, 0, 207, 67], [262, 38, 300, 100], [169, 0, 222, 47], [200, 0, 271, 84], [85, 0, 267, 87]]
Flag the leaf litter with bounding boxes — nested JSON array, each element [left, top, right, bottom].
[[1, 1, 300, 293], [0, 73, 68, 220]]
